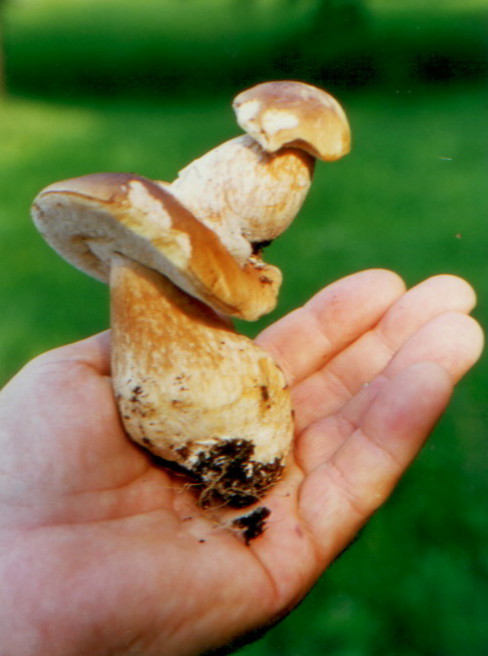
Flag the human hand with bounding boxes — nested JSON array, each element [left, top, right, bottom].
[[0, 269, 482, 656]]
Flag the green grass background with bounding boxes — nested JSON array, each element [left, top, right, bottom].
[[1, 1, 488, 654]]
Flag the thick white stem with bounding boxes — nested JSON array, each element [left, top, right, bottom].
[[110, 257, 294, 507]]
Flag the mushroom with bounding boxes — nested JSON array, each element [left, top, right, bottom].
[[169, 80, 350, 262], [31, 81, 350, 508]]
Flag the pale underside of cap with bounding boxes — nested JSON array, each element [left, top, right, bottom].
[[31, 172, 281, 321]]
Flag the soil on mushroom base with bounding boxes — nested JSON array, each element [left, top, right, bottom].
[[192, 438, 284, 509]]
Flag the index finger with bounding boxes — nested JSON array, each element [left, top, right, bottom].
[[256, 269, 406, 386]]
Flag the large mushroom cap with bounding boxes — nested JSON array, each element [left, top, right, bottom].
[[31, 172, 282, 321], [233, 80, 351, 161]]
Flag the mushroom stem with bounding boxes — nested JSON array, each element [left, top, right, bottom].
[[110, 255, 294, 508]]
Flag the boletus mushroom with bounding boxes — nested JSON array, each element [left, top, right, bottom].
[[31, 80, 351, 508]]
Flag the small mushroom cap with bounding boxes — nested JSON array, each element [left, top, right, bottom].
[[31, 172, 281, 321], [233, 80, 351, 161]]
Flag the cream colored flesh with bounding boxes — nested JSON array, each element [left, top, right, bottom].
[[170, 135, 314, 263]]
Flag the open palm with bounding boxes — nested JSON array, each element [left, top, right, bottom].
[[0, 269, 482, 656]]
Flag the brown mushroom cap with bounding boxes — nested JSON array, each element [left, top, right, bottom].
[[31, 172, 282, 321], [233, 80, 351, 161]]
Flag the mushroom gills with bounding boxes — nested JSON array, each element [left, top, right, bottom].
[[110, 257, 294, 507]]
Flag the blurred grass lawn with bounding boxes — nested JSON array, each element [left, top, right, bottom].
[[1, 79, 488, 654], [5, 0, 488, 95]]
